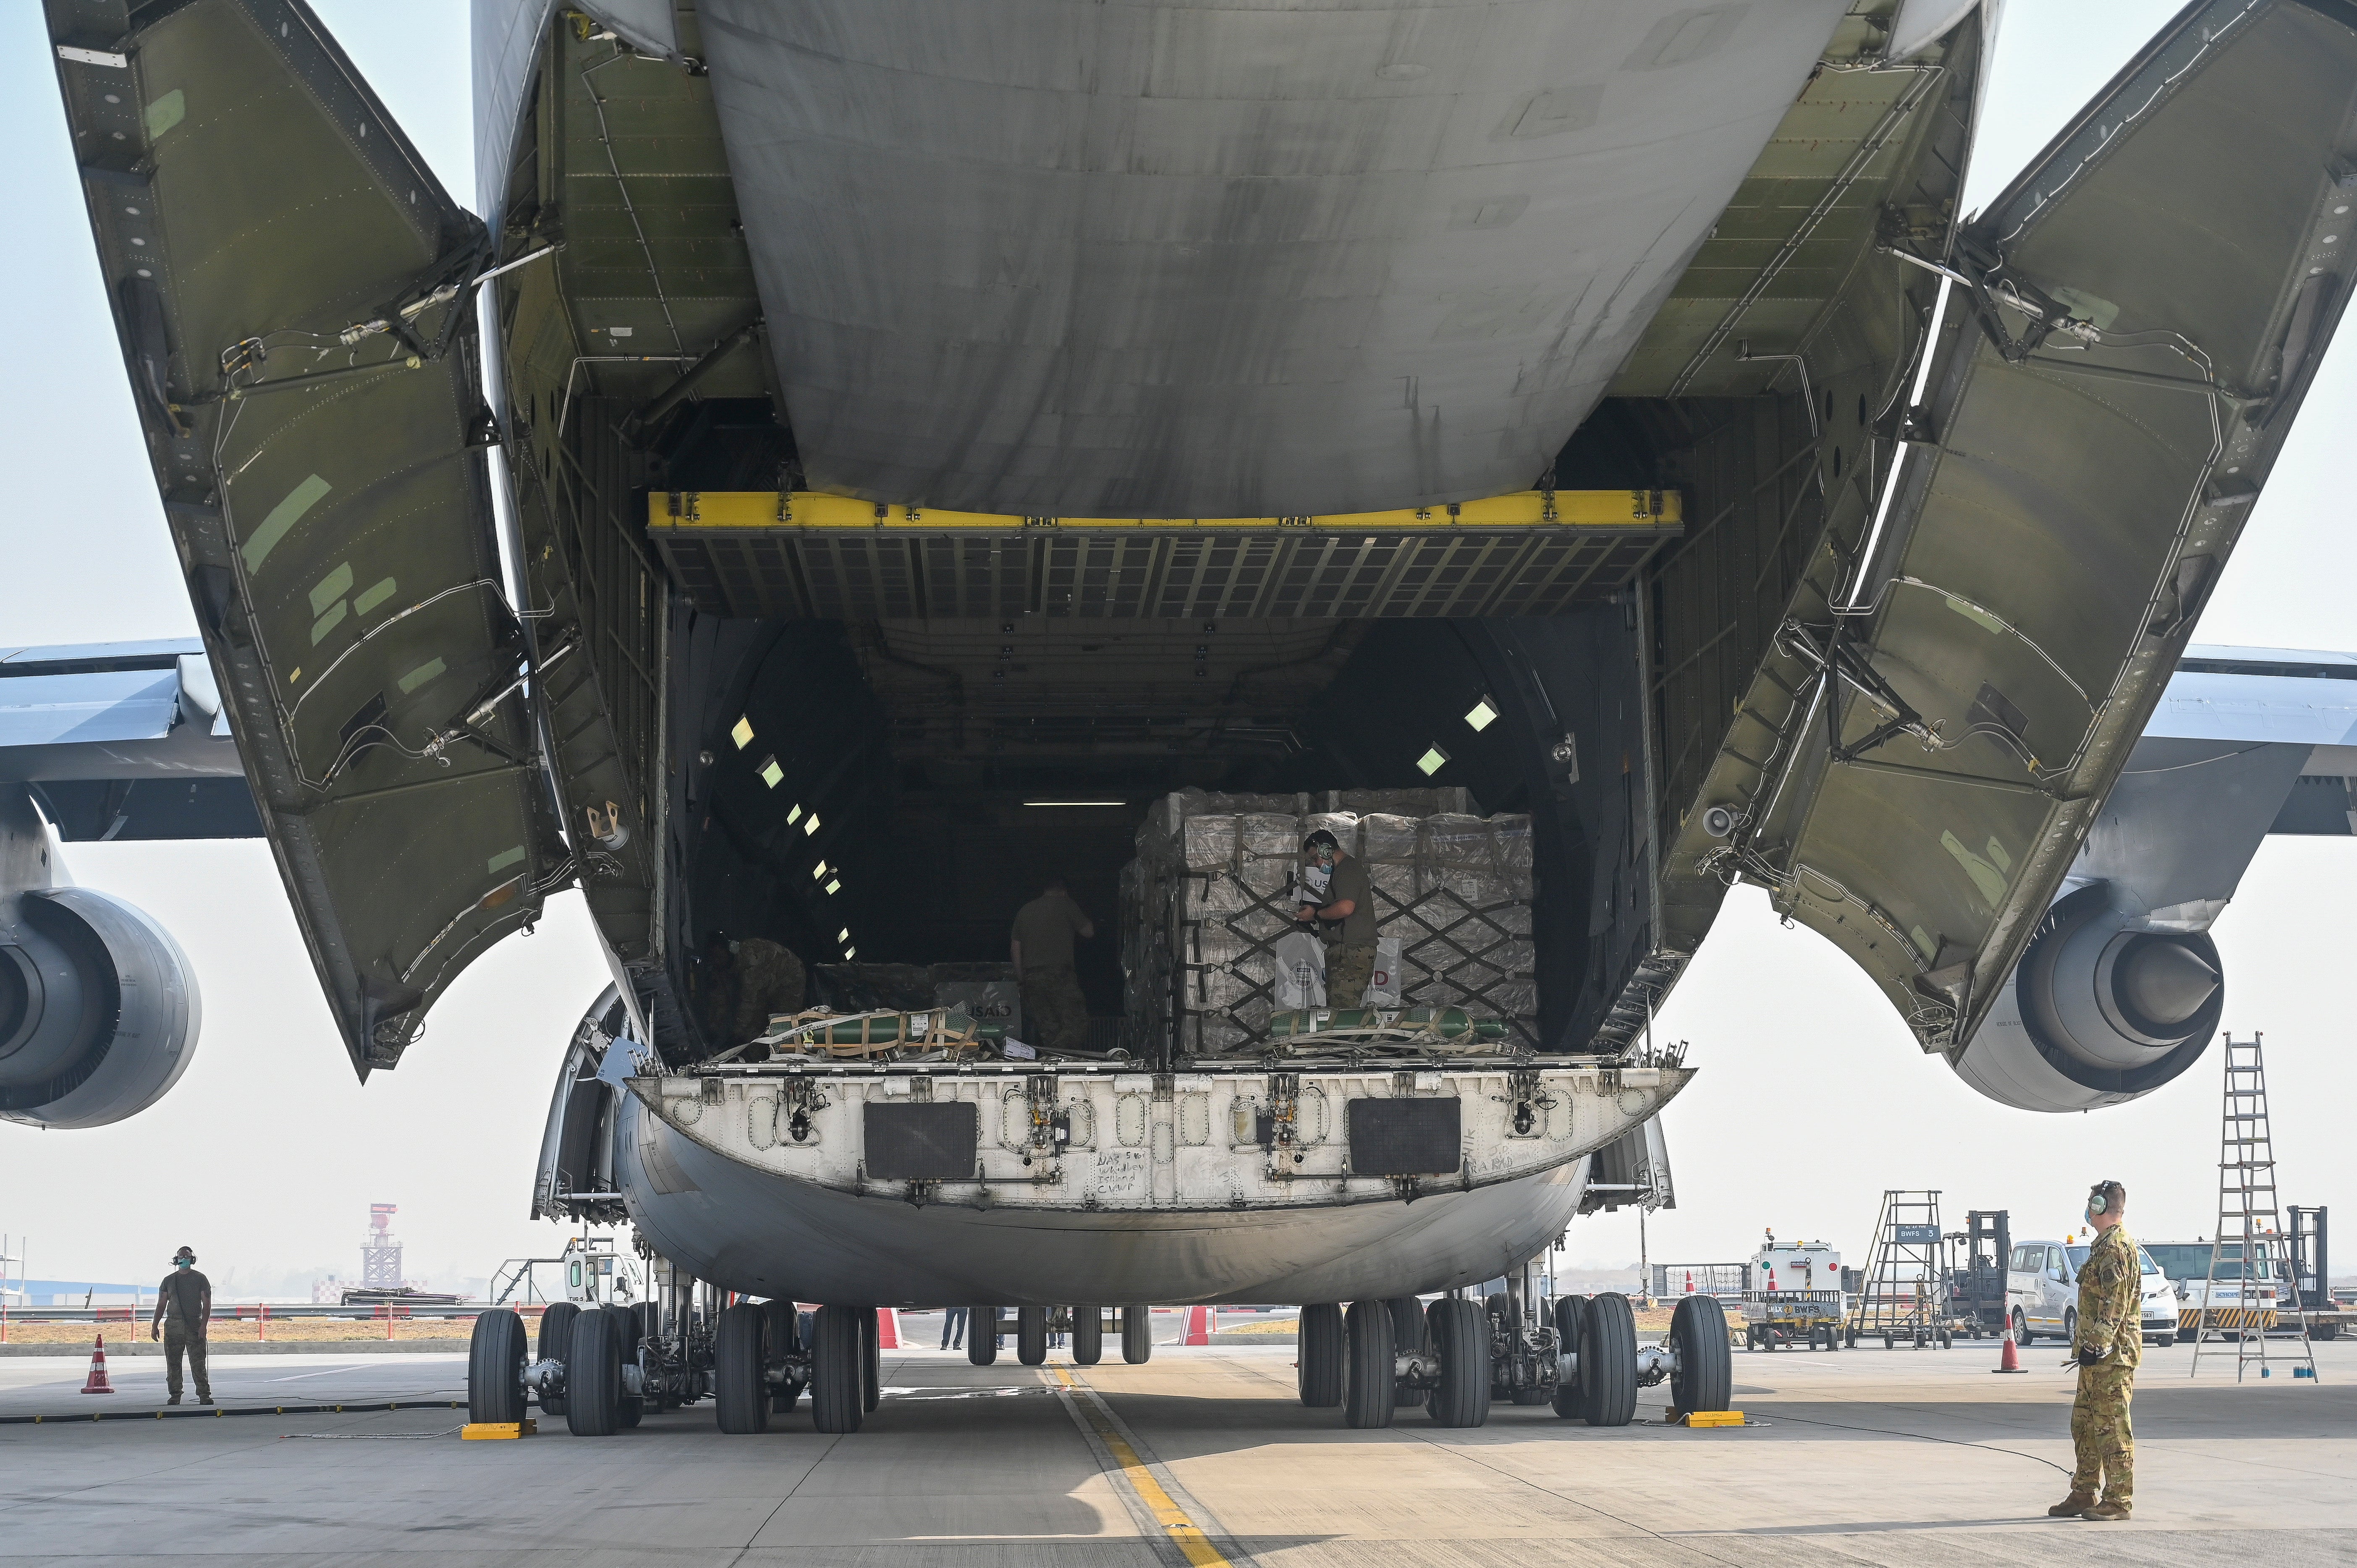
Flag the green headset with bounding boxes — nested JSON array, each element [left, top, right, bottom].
[[2087, 1181, 2122, 1216]]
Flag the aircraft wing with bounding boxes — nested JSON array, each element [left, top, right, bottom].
[[44, 0, 569, 1076], [0, 639, 259, 840], [1667, 0, 2357, 1053]]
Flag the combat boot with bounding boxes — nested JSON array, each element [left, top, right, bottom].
[[2047, 1491, 2095, 1517], [2082, 1499, 2132, 1521]]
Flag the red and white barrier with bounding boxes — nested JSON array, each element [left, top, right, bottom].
[[874, 1308, 903, 1350], [1181, 1305, 1217, 1345]]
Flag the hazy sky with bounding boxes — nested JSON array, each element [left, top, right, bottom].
[[2, 2, 2350, 1296]]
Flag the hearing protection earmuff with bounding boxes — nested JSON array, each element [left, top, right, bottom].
[[2087, 1182, 2119, 1215]]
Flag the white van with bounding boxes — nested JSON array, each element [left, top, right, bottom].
[[2006, 1238, 2179, 1348]]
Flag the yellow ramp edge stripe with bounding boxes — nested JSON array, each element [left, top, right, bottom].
[[650, 488, 1680, 532], [1053, 1368, 1232, 1568]]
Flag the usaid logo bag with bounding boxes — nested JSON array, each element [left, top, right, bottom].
[[1271, 929, 1327, 1010], [1367, 937, 1403, 1006]]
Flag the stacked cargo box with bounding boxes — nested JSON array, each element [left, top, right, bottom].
[[1120, 788, 1537, 1059]]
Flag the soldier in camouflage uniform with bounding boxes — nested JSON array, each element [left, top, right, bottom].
[[2053, 1179, 2140, 1521], [1012, 877, 1095, 1052]]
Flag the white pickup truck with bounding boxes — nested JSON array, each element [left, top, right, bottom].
[[2145, 1240, 2283, 1337], [2006, 1238, 2179, 1348]]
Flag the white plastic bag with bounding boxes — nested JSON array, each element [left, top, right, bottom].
[[1367, 937, 1403, 1007], [1271, 929, 1327, 1010]]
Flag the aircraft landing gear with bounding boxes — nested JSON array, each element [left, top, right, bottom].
[[809, 1304, 865, 1433], [1298, 1304, 1345, 1407], [1343, 1299, 1395, 1429], [1122, 1304, 1152, 1363], [970, 1305, 1001, 1366]]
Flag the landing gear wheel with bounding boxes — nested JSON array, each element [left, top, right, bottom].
[[809, 1305, 865, 1434], [535, 1302, 578, 1417], [1072, 1308, 1103, 1366], [1550, 1296, 1589, 1418], [1579, 1292, 1638, 1428], [971, 1306, 1001, 1366], [762, 1300, 803, 1414], [602, 1304, 644, 1427], [1343, 1300, 1396, 1429], [1298, 1303, 1345, 1407], [1425, 1298, 1491, 1429], [1017, 1306, 1049, 1367], [714, 1303, 769, 1434], [1669, 1294, 1731, 1416], [862, 1307, 880, 1412], [565, 1304, 623, 1436], [1122, 1304, 1153, 1364], [467, 1308, 526, 1427], [1390, 1297, 1431, 1408]]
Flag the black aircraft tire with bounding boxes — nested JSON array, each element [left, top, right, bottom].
[[565, 1306, 622, 1437], [1343, 1299, 1396, 1429], [467, 1309, 527, 1427], [1018, 1306, 1050, 1366], [1298, 1303, 1345, 1407], [1669, 1294, 1731, 1416], [535, 1302, 578, 1417], [1072, 1308, 1103, 1366], [603, 1304, 644, 1427], [971, 1306, 1001, 1366], [862, 1308, 880, 1412], [1123, 1305, 1153, 1364], [1389, 1297, 1430, 1408], [809, 1305, 865, 1434], [1579, 1292, 1638, 1428], [714, 1303, 769, 1434], [1550, 1296, 1589, 1419], [1426, 1298, 1490, 1429]]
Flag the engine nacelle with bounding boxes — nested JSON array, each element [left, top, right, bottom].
[[1951, 885, 2221, 1113], [0, 887, 201, 1128]]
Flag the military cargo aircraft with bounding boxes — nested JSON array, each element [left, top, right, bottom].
[[19, 0, 2357, 1432]]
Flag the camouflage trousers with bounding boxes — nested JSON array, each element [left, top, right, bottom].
[[2069, 1361, 2134, 1503], [164, 1320, 210, 1401], [1325, 944, 1377, 1009], [1020, 965, 1090, 1052]]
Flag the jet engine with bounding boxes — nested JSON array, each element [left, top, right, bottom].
[[0, 888, 201, 1129], [1951, 885, 2222, 1114]]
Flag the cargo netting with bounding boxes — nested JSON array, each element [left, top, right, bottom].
[[1120, 788, 1537, 1058]]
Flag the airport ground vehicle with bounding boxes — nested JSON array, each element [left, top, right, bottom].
[[2147, 1240, 2284, 1338], [2007, 1238, 2179, 1347]]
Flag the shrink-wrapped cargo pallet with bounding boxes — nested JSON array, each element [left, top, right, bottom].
[[1120, 789, 1535, 1058]]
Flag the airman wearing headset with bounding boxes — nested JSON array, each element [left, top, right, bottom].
[[2051, 1180, 2138, 1521]]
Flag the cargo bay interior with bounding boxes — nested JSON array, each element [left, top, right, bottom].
[[482, 17, 1956, 1071], [660, 513, 1664, 1067]]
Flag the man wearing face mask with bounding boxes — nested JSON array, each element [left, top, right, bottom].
[[1298, 830, 1376, 1008], [149, 1245, 212, 1406], [2051, 1181, 2138, 1521]]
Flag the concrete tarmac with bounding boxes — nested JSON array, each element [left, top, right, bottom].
[[1, 1332, 2351, 1565]]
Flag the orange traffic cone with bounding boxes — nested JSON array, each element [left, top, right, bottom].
[[1993, 1322, 2027, 1374], [79, 1333, 116, 1395], [1182, 1305, 1215, 1345]]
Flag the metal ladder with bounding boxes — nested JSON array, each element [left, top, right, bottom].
[[1847, 1190, 1950, 1348], [2192, 1034, 2317, 1381]]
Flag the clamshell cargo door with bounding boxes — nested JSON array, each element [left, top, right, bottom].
[[1702, 0, 2357, 1051], [46, 0, 566, 1075]]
